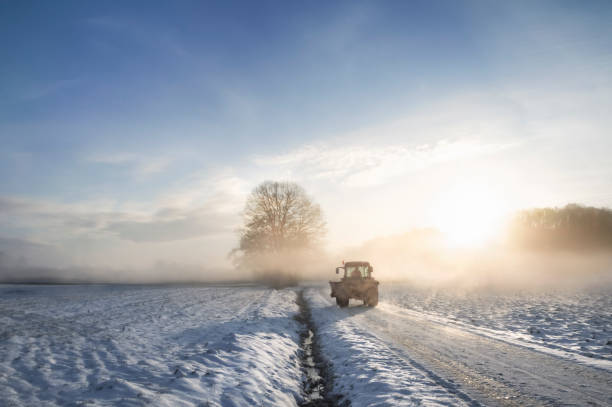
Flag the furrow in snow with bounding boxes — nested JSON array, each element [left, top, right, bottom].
[[0, 285, 304, 407]]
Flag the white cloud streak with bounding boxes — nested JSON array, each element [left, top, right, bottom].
[[254, 139, 516, 187], [87, 152, 172, 176], [0, 173, 247, 269]]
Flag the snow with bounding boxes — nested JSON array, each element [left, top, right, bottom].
[[305, 283, 612, 406], [0, 284, 302, 406], [2, 282, 610, 406], [379, 283, 612, 369], [304, 287, 472, 406]]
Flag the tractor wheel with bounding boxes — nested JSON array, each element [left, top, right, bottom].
[[336, 297, 349, 307], [366, 289, 379, 307]]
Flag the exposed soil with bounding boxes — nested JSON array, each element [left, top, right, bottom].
[[295, 289, 348, 407]]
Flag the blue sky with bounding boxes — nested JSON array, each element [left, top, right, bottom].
[[1, 1, 612, 271]]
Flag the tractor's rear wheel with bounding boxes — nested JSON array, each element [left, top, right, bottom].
[[336, 296, 349, 307], [366, 288, 378, 307]]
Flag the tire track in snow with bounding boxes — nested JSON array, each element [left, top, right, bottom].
[[306, 287, 474, 406], [337, 291, 612, 406]]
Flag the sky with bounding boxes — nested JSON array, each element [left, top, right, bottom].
[[1, 0, 611, 272]]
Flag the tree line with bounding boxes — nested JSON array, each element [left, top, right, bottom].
[[508, 204, 612, 251]]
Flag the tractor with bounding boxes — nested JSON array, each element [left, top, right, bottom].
[[329, 261, 379, 307]]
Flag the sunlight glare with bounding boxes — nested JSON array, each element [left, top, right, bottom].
[[430, 181, 506, 248]]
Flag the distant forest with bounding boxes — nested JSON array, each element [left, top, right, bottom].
[[508, 204, 612, 251]]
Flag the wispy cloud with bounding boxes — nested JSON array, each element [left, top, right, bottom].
[[105, 207, 232, 242], [251, 92, 540, 188], [87, 152, 173, 177], [0, 172, 246, 258], [254, 139, 516, 187], [0, 168, 252, 273], [156, 172, 249, 212]]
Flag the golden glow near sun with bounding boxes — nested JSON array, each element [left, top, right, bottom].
[[430, 181, 507, 248]]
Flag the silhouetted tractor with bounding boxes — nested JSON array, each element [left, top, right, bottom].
[[330, 261, 379, 307]]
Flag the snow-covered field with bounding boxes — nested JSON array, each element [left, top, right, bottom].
[[2, 283, 611, 406], [305, 284, 612, 406], [380, 283, 612, 365], [0, 284, 302, 406], [305, 288, 471, 407]]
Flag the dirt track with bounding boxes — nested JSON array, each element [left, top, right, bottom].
[[310, 287, 612, 407]]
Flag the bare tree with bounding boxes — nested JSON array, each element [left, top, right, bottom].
[[231, 181, 326, 276], [239, 181, 325, 252]]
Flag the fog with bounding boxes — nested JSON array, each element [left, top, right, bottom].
[[217, 227, 612, 291], [2, 212, 611, 288], [3, 234, 611, 289], [0, 257, 242, 285], [327, 228, 612, 293]]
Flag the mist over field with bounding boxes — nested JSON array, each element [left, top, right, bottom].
[[346, 235, 612, 289], [3, 220, 611, 290]]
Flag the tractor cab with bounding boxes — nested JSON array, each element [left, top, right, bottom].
[[336, 261, 373, 280]]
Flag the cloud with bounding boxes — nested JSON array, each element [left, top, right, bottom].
[[105, 208, 232, 242], [0, 171, 248, 272], [254, 139, 515, 187], [0, 192, 239, 244], [0, 195, 125, 232], [249, 92, 535, 187], [105, 176, 245, 241], [87, 152, 172, 176], [156, 172, 248, 211]]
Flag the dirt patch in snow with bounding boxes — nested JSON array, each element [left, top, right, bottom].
[[295, 289, 347, 407]]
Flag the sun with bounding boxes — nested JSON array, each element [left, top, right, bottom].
[[430, 181, 506, 248]]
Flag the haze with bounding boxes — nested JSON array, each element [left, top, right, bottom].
[[1, 1, 612, 280]]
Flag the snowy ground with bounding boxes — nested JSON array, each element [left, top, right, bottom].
[[380, 283, 612, 365], [305, 288, 472, 407], [305, 283, 612, 406], [2, 283, 611, 407], [0, 284, 302, 407]]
